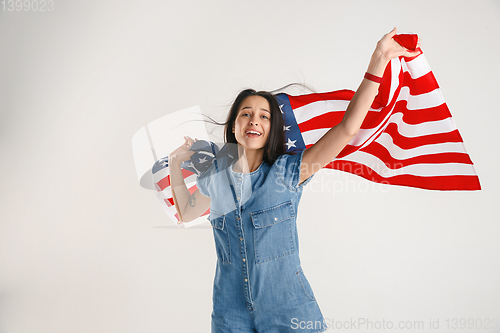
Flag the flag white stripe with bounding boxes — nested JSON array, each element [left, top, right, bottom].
[[388, 58, 401, 105], [153, 173, 197, 186], [301, 104, 457, 148], [374, 132, 468, 159], [294, 100, 350, 124], [397, 87, 444, 110], [369, 113, 456, 141], [338, 151, 477, 177], [401, 55, 432, 79], [159, 180, 198, 198], [295, 88, 443, 137], [379, 113, 456, 138]]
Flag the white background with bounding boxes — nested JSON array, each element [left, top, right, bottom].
[[1, 1, 499, 332]]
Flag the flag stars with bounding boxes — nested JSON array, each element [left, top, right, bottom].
[[279, 104, 284, 114], [283, 125, 290, 131], [198, 156, 208, 163], [285, 138, 297, 150]]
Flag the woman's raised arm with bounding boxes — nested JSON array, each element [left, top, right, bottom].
[[299, 28, 421, 185], [169, 136, 211, 223]]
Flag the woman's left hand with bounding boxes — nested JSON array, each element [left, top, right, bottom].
[[374, 27, 421, 62]]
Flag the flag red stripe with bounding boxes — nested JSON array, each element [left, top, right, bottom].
[[383, 124, 464, 149], [157, 169, 195, 191], [298, 95, 453, 136], [156, 176, 170, 192], [402, 71, 440, 96], [165, 184, 210, 223], [393, 34, 419, 51], [288, 90, 355, 109], [298, 112, 344, 131], [359, 142, 474, 168], [327, 161, 481, 190], [399, 103, 453, 125], [298, 105, 398, 133]]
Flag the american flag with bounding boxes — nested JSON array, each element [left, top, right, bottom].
[[275, 35, 480, 191], [154, 34, 480, 226]]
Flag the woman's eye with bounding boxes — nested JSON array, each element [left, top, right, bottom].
[[261, 115, 269, 119]]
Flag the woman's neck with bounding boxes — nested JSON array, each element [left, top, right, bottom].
[[233, 145, 264, 173]]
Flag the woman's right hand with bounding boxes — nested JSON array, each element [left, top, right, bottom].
[[169, 136, 198, 164], [373, 27, 421, 63]]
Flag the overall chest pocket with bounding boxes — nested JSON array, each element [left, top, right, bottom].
[[250, 201, 296, 264], [209, 210, 231, 264]]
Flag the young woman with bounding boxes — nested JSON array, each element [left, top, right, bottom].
[[169, 28, 420, 333]]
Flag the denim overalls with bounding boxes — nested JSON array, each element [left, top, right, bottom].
[[197, 149, 327, 333]]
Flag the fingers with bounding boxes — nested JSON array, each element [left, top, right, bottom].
[[183, 136, 195, 145], [386, 27, 397, 38], [405, 50, 422, 57], [415, 37, 421, 49]]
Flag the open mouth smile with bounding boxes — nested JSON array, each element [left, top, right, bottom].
[[245, 130, 262, 137]]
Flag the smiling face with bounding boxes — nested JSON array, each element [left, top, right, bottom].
[[232, 95, 272, 152]]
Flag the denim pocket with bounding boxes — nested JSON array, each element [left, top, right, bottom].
[[296, 268, 316, 301], [209, 210, 231, 264], [250, 200, 296, 264]]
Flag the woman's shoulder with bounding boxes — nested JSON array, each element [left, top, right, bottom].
[[271, 150, 312, 189], [272, 150, 304, 169]]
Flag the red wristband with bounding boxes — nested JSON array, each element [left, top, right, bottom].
[[364, 72, 383, 84]]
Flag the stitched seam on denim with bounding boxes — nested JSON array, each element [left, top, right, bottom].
[[210, 216, 225, 230], [211, 215, 231, 264], [251, 200, 294, 215], [296, 269, 316, 301], [273, 154, 299, 192], [256, 248, 295, 264], [226, 216, 231, 264], [250, 201, 296, 228], [289, 149, 313, 190], [209, 209, 224, 216], [298, 173, 314, 188], [251, 214, 294, 228], [295, 149, 308, 189], [275, 168, 299, 192]]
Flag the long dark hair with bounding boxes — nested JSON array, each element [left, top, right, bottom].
[[203, 83, 316, 165], [223, 89, 285, 165]]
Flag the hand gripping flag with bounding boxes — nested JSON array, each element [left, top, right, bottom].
[[151, 141, 219, 226], [275, 34, 481, 191], [152, 140, 234, 226]]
